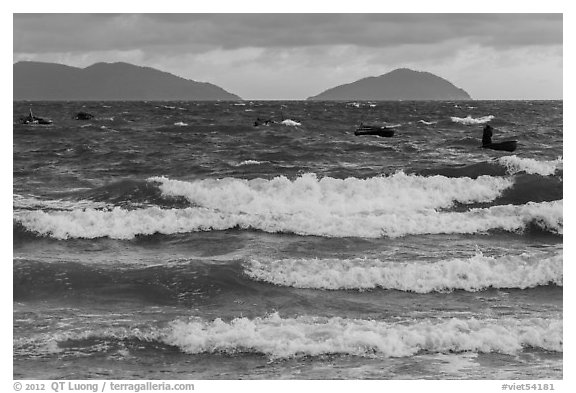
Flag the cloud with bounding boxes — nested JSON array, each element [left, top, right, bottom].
[[14, 13, 562, 54], [12, 13, 563, 100]]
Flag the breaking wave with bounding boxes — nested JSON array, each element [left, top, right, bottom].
[[15, 314, 562, 359], [13, 173, 562, 239], [244, 251, 563, 292], [13, 199, 562, 239], [149, 172, 513, 215], [167, 314, 562, 358], [451, 115, 495, 125], [496, 156, 563, 176], [13, 194, 110, 211]]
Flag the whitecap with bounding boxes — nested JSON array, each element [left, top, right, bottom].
[[496, 156, 562, 176], [450, 115, 494, 125], [280, 119, 301, 126]]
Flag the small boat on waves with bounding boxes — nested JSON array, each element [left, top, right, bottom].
[[354, 124, 395, 137], [19, 109, 53, 125], [482, 141, 518, 152]]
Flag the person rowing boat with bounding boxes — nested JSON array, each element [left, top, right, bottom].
[[481, 124, 517, 152]]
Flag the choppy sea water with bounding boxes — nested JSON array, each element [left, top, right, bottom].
[[13, 100, 562, 379]]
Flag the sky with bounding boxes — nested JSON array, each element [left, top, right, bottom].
[[12, 12, 564, 101]]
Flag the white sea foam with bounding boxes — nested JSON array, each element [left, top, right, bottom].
[[496, 156, 563, 176], [280, 119, 301, 126], [14, 206, 227, 239], [234, 160, 267, 166], [450, 115, 494, 125], [166, 313, 562, 358], [244, 251, 563, 292], [15, 314, 562, 358], [13, 194, 110, 211], [149, 172, 513, 216], [418, 120, 437, 125], [15, 173, 562, 239], [14, 199, 562, 239], [13, 326, 159, 356]]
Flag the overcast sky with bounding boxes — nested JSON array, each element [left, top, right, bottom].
[[13, 13, 563, 100]]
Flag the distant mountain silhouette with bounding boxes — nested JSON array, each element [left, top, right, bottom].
[[13, 61, 242, 101], [307, 68, 471, 101]]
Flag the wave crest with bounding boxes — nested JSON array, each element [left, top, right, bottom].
[[14, 313, 563, 358], [13, 199, 562, 239], [244, 251, 563, 292], [166, 313, 562, 358], [149, 172, 513, 215], [15, 314, 562, 359], [450, 115, 494, 125], [497, 156, 562, 176]]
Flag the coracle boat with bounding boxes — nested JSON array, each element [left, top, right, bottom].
[[354, 124, 395, 137]]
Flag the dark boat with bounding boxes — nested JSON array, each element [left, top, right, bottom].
[[19, 109, 53, 125], [74, 111, 94, 120], [354, 124, 395, 137], [482, 140, 518, 152]]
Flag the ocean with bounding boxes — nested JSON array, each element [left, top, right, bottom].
[[13, 100, 562, 380]]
